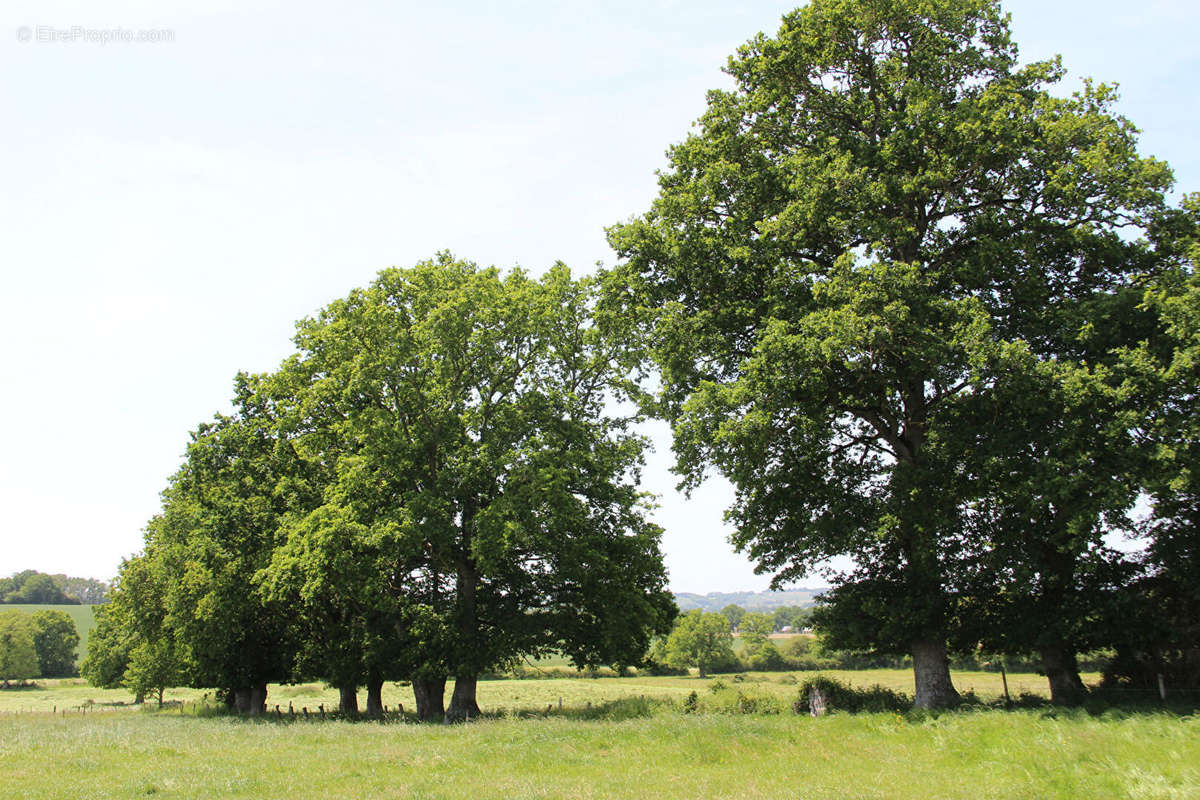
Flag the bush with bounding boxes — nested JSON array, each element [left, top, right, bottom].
[[795, 676, 910, 714], [639, 658, 688, 677], [702, 687, 790, 715]]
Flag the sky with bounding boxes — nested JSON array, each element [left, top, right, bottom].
[[1, 0, 1197, 593]]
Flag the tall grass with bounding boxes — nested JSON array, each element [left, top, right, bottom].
[[1, 707, 1196, 799]]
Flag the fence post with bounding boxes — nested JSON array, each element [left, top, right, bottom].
[[1000, 664, 1011, 707], [1157, 673, 1167, 702]]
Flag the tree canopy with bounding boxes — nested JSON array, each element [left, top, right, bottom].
[[0, 610, 40, 685], [606, 0, 1178, 706], [92, 255, 675, 719], [30, 609, 80, 678]]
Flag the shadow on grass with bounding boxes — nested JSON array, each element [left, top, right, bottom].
[[131, 683, 1200, 727]]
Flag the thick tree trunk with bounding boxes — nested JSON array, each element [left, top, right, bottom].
[[447, 521, 482, 723], [1040, 644, 1087, 706], [135, 690, 146, 705], [233, 688, 253, 714], [446, 676, 481, 722], [911, 639, 961, 709], [338, 684, 359, 716], [412, 676, 446, 721], [249, 682, 267, 715], [366, 673, 384, 717]]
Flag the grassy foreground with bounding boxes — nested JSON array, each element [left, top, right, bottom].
[[2, 706, 1197, 799]]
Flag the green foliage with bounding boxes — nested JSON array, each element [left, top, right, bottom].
[[30, 609, 79, 677], [1105, 197, 1200, 689], [124, 638, 184, 706], [81, 602, 134, 690], [796, 676, 910, 714], [262, 254, 674, 714], [153, 374, 314, 696], [0, 610, 40, 683], [663, 610, 738, 677], [771, 605, 812, 632], [2, 571, 78, 605], [737, 612, 786, 671], [604, 0, 1179, 707], [719, 604, 745, 630]]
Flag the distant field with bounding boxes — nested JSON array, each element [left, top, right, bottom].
[[0, 669, 1099, 715], [1, 700, 1195, 799], [3, 604, 97, 667]]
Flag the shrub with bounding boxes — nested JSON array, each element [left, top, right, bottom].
[[795, 676, 909, 714], [703, 687, 789, 715]]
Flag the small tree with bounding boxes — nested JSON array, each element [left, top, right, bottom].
[[81, 593, 136, 695], [0, 610, 40, 686], [665, 610, 736, 678], [720, 604, 746, 631], [740, 612, 785, 670], [124, 639, 182, 707], [31, 610, 80, 677]]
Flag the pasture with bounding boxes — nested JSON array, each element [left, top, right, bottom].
[[0, 669, 1093, 716], [2, 670, 1197, 799]]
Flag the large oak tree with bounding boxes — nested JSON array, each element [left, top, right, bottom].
[[272, 255, 675, 720], [606, 0, 1173, 706]]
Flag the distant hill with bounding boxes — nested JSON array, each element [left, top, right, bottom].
[[673, 589, 823, 612]]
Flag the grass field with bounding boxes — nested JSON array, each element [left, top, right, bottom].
[[0, 669, 1097, 715], [3, 604, 97, 667], [1, 700, 1196, 799]]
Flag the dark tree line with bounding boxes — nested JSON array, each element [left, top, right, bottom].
[[0, 571, 109, 605]]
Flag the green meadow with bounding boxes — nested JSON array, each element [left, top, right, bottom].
[[0, 669, 1090, 715], [2, 671, 1197, 799], [2, 702, 1196, 799]]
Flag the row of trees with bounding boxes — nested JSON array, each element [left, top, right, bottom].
[[0, 609, 80, 684], [720, 603, 813, 633], [605, 0, 1199, 706], [0, 571, 107, 605], [85, 261, 676, 717], [91, 0, 1197, 711]]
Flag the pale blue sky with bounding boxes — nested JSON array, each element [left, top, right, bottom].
[[2, 1, 1197, 592]]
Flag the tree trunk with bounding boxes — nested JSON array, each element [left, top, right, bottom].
[[1040, 644, 1087, 706], [911, 639, 960, 709], [366, 673, 384, 718], [446, 522, 482, 723], [412, 676, 446, 721], [338, 684, 359, 716], [249, 682, 267, 715], [157, 687, 164, 707], [135, 690, 146, 705], [446, 676, 481, 722], [233, 688, 253, 714]]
